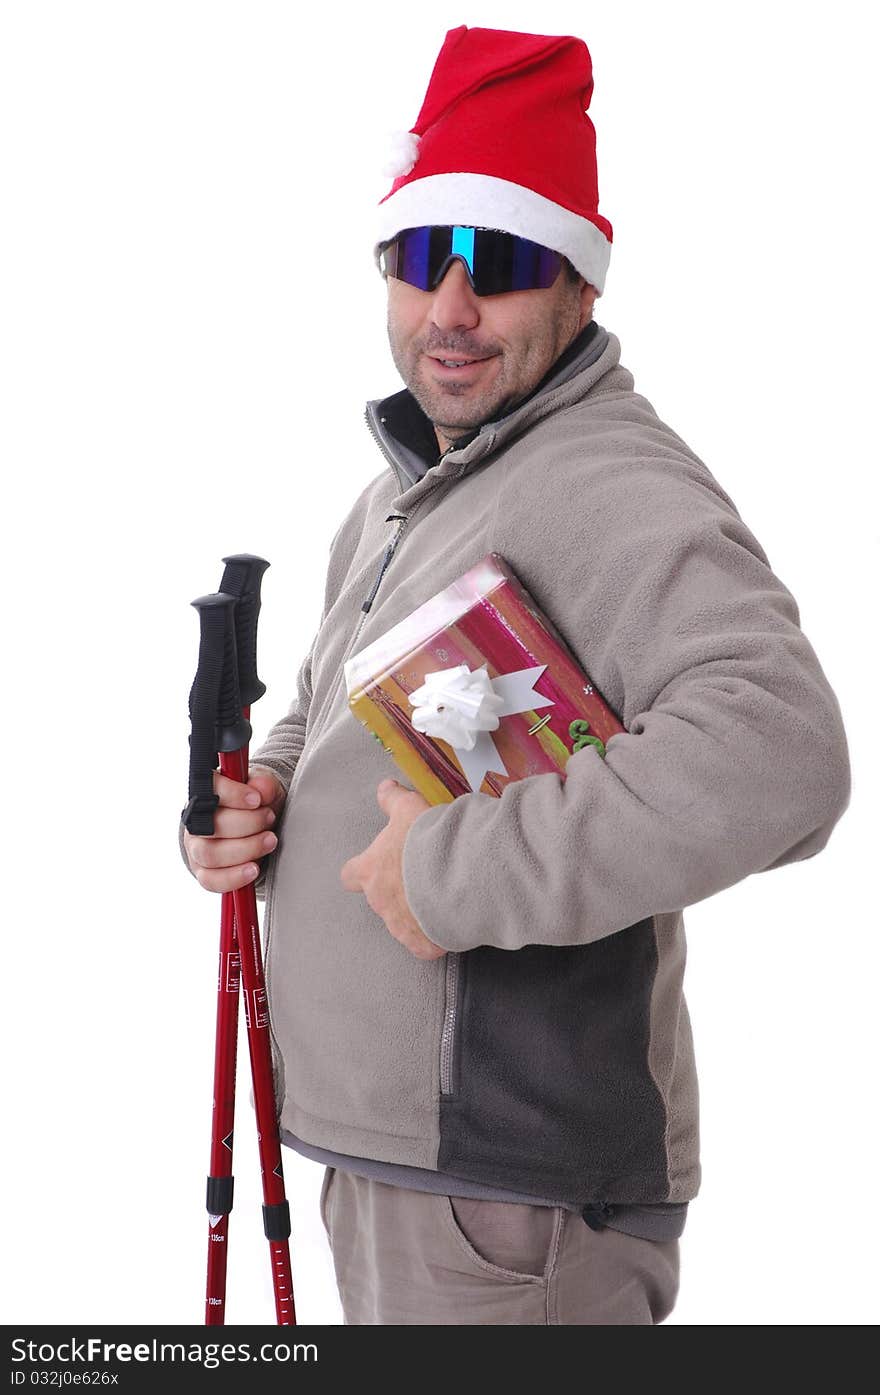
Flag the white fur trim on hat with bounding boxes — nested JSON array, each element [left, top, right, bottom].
[[375, 172, 611, 295]]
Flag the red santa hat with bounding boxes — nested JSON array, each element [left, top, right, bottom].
[[375, 26, 613, 295]]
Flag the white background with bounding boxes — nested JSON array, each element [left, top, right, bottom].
[[2, 0, 877, 1328]]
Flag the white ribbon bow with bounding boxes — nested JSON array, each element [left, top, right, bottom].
[[408, 662, 554, 792]]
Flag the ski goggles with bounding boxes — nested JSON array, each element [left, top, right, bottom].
[[378, 225, 564, 297]]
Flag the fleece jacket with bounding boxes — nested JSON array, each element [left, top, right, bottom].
[[205, 320, 852, 1228], [277, 324, 686, 1240]]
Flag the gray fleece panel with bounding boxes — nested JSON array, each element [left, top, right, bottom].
[[436, 924, 670, 1205]]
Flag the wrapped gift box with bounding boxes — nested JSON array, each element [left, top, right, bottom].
[[343, 552, 625, 805]]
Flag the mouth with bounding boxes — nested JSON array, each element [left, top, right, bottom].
[[426, 353, 497, 379]]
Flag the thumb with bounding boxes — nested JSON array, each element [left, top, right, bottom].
[[376, 777, 399, 808]]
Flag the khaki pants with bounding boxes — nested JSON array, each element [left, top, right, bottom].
[[320, 1166, 680, 1325]]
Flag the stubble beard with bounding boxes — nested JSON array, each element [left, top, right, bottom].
[[389, 334, 510, 443], [409, 362, 510, 441]]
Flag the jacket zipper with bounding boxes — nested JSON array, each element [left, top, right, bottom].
[[350, 512, 408, 641], [364, 405, 407, 492], [439, 953, 460, 1096]]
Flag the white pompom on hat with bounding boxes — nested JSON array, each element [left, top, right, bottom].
[[382, 130, 422, 180]]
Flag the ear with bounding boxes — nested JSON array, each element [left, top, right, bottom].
[[578, 279, 598, 330]]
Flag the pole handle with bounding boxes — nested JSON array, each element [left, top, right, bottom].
[[183, 593, 251, 835], [219, 554, 270, 708]]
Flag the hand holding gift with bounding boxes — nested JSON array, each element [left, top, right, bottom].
[[340, 778, 443, 962]]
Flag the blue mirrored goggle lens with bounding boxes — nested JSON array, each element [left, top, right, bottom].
[[380, 226, 563, 296]]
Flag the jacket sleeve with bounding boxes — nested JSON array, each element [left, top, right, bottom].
[[247, 633, 318, 794], [400, 464, 852, 952]]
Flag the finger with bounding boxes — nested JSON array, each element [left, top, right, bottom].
[[213, 771, 265, 810], [189, 829, 278, 871], [247, 769, 287, 811], [193, 860, 263, 895], [210, 805, 277, 839]]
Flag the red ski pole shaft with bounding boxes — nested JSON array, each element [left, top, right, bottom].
[[205, 890, 240, 1323], [221, 741, 295, 1326]]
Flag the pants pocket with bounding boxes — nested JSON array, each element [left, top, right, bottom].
[[445, 1195, 562, 1281]]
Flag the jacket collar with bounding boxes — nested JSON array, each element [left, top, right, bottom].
[[366, 319, 619, 512]]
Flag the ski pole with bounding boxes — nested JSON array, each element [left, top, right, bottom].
[[184, 586, 295, 1325], [198, 555, 271, 1325], [184, 592, 248, 1321], [205, 554, 271, 1323], [214, 569, 294, 1326]]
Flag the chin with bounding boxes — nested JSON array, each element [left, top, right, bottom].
[[418, 380, 503, 425], [429, 400, 487, 430]]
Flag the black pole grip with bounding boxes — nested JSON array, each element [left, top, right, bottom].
[[206, 593, 252, 754], [182, 593, 251, 835], [183, 593, 233, 835], [219, 554, 270, 708]]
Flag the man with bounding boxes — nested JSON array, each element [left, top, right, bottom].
[[183, 27, 851, 1324]]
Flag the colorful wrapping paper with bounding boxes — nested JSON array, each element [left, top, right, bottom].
[[343, 552, 625, 806]]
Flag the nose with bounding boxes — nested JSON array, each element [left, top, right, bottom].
[[430, 258, 481, 332]]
